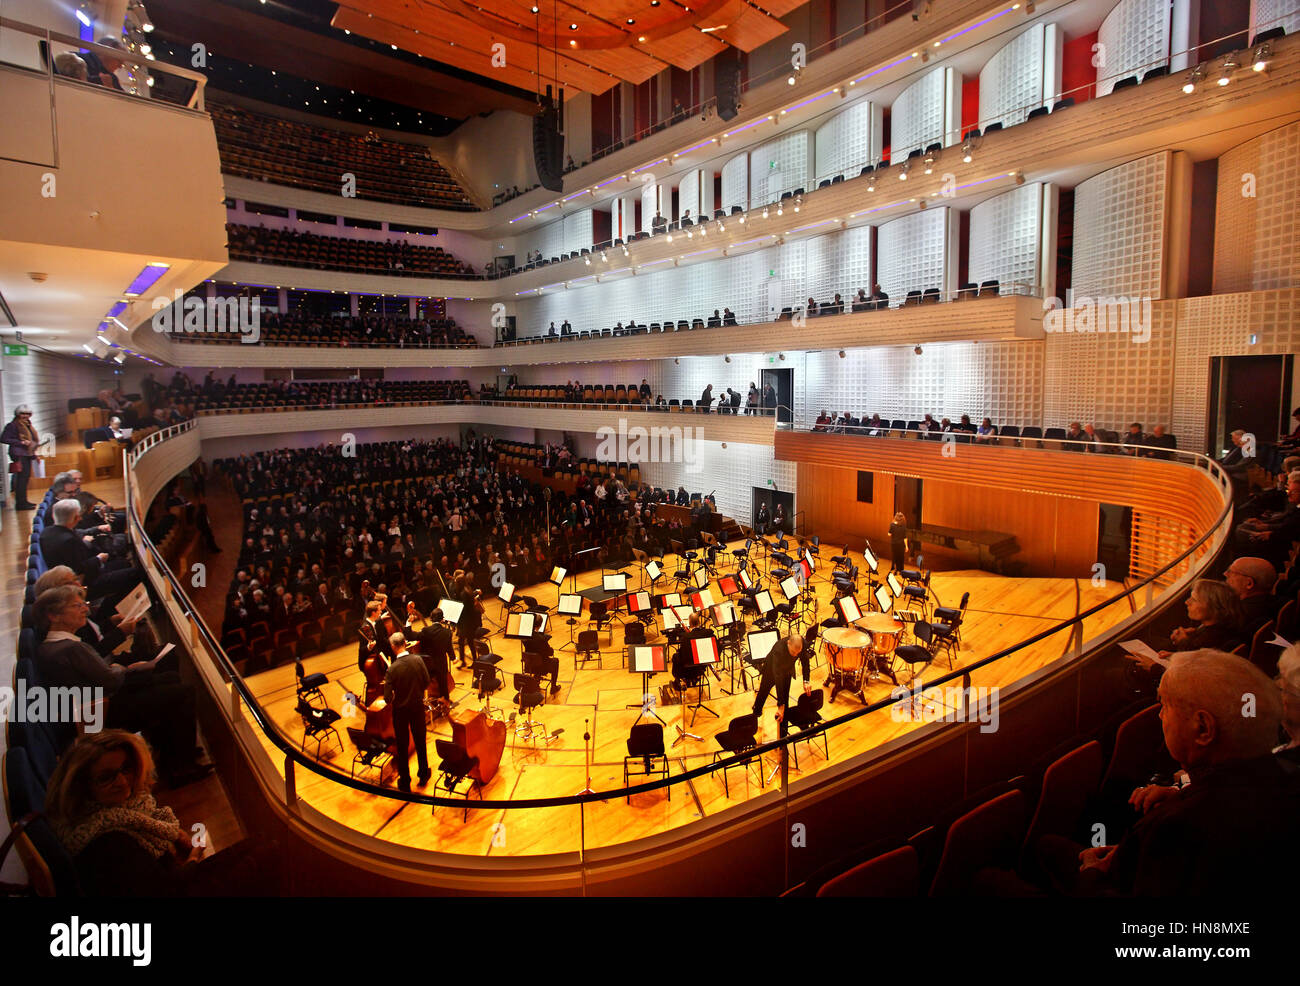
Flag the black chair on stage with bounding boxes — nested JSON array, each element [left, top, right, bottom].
[[830, 545, 850, 569], [894, 622, 937, 685], [513, 672, 548, 741], [295, 658, 328, 705], [624, 620, 647, 649], [786, 691, 828, 768], [712, 713, 761, 796], [347, 726, 392, 783], [588, 600, 614, 640], [471, 653, 506, 713], [932, 591, 969, 661], [731, 538, 752, 569], [297, 698, 342, 758], [901, 570, 930, 616], [575, 628, 602, 669], [433, 739, 482, 821], [832, 564, 859, 596], [624, 723, 669, 803]]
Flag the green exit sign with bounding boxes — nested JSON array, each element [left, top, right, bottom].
[[3, 343, 28, 356]]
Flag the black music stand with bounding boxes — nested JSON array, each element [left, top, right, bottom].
[[627, 644, 669, 725], [681, 634, 720, 728], [555, 592, 584, 651]]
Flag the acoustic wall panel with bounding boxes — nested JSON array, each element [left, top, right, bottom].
[[876, 207, 953, 302], [1071, 152, 1169, 300], [969, 182, 1046, 295], [1213, 122, 1300, 293], [720, 153, 749, 213], [979, 24, 1060, 130], [891, 67, 958, 160], [523, 208, 594, 260], [1251, 0, 1300, 36], [749, 130, 811, 206], [814, 99, 880, 183], [678, 169, 702, 221], [1096, 0, 1171, 96], [639, 440, 797, 528]]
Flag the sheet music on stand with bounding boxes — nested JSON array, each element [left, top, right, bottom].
[[886, 571, 903, 596], [836, 595, 862, 624], [439, 598, 465, 623], [747, 629, 779, 662], [873, 584, 893, 613], [603, 572, 628, 593], [630, 645, 667, 673], [557, 594, 584, 616]]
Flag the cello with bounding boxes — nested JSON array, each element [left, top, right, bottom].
[[357, 621, 394, 744]]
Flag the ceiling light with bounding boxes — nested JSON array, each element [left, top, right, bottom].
[[570, 23, 578, 29], [1252, 43, 1271, 71], [867, 179, 875, 191], [924, 152, 936, 174], [762, 208, 768, 219], [961, 141, 973, 163], [531, 5, 538, 11], [1217, 57, 1237, 85], [776, 205, 783, 215], [787, 75, 797, 86], [638, 36, 647, 42], [666, 233, 673, 242], [627, 18, 635, 24], [585, 256, 591, 265], [738, 215, 745, 223]]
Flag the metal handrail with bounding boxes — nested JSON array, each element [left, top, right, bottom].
[[123, 423, 1233, 819]]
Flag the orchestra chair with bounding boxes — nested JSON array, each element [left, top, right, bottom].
[[785, 691, 828, 768], [433, 739, 482, 821], [513, 672, 548, 743], [902, 574, 930, 618], [588, 601, 614, 645], [294, 658, 328, 705], [802, 622, 823, 672], [346, 726, 392, 784], [929, 599, 966, 667], [893, 622, 937, 685], [471, 654, 506, 718], [675, 662, 717, 726], [624, 620, 647, 648], [296, 698, 343, 759], [623, 723, 669, 803], [830, 546, 850, 568], [928, 789, 1027, 896], [575, 629, 602, 670], [816, 845, 920, 897], [711, 714, 761, 796], [731, 538, 752, 569]]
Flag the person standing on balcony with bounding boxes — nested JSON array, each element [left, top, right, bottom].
[[3, 404, 40, 510]]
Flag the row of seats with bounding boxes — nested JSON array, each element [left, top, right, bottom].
[[164, 312, 477, 348], [226, 223, 474, 279], [193, 380, 471, 413], [210, 101, 476, 210]]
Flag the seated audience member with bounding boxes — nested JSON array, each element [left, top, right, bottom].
[[1139, 424, 1177, 459], [33, 565, 140, 657], [805, 297, 818, 319], [852, 288, 870, 312], [708, 309, 722, 327], [82, 37, 126, 91], [975, 417, 997, 443], [1223, 556, 1281, 646], [870, 283, 889, 307], [1062, 421, 1092, 452], [1276, 407, 1300, 458], [1219, 429, 1252, 476], [866, 413, 885, 436], [40, 499, 141, 604], [1036, 649, 1300, 895], [54, 51, 89, 81], [46, 730, 277, 896], [722, 308, 737, 325], [832, 293, 844, 314], [1276, 643, 1300, 764], [1122, 422, 1146, 455], [1131, 580, 1245, 666], [813, 411, 832, 432], [1234, 470, 1300, 563], [920, 414, 940, 434], [957, 414, 977, 434], [36, 584, 209, 786]]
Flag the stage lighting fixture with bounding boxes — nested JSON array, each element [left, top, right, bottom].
[[1183, 64, 1205, 93], [914, 345, 923, 355], [961, 141, 973, 163], [1217, 57, 1237, 86], [1253, 43, 1272, 71], [838, 350, 846, 358]]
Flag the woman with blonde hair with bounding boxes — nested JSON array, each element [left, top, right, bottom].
[[888, 512, 908, 571], [45, 730, 275, 896]]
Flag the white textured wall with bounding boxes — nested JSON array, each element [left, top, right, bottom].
[[969, 182, 1046, 294], [1253, 0, 1300, 35], [1213, 121, 1300, 293], [640, 440, 796, 528], [979, 24, 1058, 129], [891, 67, 951, 160], [521, 208, 595, 261], [876, 207, 953, 301], [720, 153, 749, 213], [749, 131, 812, 206], [814, 99, 881, 182], [1072, 151, 1170, 300], [1096, 0, 1171, 96]]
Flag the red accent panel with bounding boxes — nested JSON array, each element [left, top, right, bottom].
[[961, 76, 980, 133], [1061, 31, 1098, 104]]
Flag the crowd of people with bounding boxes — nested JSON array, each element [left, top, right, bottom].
[[217, 437, 718, 662]]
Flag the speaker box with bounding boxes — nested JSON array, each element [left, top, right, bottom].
[[715, 51, 742, 122], [533, 103, 564, 193]]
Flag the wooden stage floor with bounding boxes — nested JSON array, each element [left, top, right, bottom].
[[241, 541, 1144, 858]]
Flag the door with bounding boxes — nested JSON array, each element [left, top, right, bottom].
[[751, 485, 794, 534], [760, 367, 793, 424], [1096, 503, 1132, 581], [1209, 354, 1292, 455]]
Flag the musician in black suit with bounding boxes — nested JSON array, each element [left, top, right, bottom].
[[383, 632, 431, 792], [417, 608, 455, 704], [356, 599, 395, 673], [751, 633, 810, 734], [455, 574, 484, 669]]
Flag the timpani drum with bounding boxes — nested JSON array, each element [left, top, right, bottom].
[[856, 613, 904, 684], [823, 626, 872, 700]]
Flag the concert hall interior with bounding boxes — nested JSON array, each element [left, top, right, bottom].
[[1, 0, 1299, 905]]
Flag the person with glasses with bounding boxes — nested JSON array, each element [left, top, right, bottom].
[[45, 730, 276, 895], [2, 404, 40, 510]]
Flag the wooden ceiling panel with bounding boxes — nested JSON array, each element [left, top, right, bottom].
[[745, 0, 806, 16], [636, 29, 727, 71], [712, 1, 789, 51], [333, 3, 617, 98]]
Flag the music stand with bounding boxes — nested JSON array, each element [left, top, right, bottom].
[[717, 573, 739, 597], [862, 541, 882, 594], [627, 645, 668, 725], [874, 583, 894, 613], [439, 598, 465, 625], [643, 559, 663, 593], [836, 594, 863, 625], [680, 633, 720, 730], [556, 592, 584, 651]]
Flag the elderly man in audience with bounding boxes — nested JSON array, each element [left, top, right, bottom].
[[54, 51, 89, 81], [1139, 424, 1177, 459], [1038, 649, 1300, 895], [1235, 469, 1300, 563], [1223, 556, 1281, 643], [35, 584, 210, 787], [1121, 422, 1145, 455], [40, 499, 141, 605]]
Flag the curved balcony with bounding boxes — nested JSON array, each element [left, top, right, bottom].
[[125, 417, 1231, 894]]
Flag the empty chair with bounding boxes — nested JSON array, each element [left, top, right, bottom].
[[929, 789, 1028, 895], [922, 288, 940, 304], [831, 174, 843, 184], [785, 690, 828, 767], [983, 121, 1003, 133], [894, 621, 936, 684], [1250, 26, 1285, 45], [957, 281, 978, 298], [818, 178, 832, 189], [963, 128, 981, 140], [712, 713, 761, 796], [433, 738, 482, 821], [1111, 75, 1139, 91], [1018, 741, 1104, 880], [979, 279, 1000, 296], [1053, 96, 1075, 111], [297, 698, 342, 758], [1141, 65, 1169, 82], [1026, 105, 1049, 120], [624, 723, 669, 803], [817, 845, 920, 897]]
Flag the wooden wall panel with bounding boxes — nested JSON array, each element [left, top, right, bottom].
[[796, 463, 896, 551]]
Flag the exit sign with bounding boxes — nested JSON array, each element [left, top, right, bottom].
[[3, 343, 28, 356]]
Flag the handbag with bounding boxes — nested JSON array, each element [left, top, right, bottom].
[[7, 461, 20, 474]]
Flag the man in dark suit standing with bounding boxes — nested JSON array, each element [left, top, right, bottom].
[[417, 608, 455, 707], [383, 632, 431, 792], [751, 633, 811, 734]]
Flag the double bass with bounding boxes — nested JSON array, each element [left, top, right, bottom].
[[357, 621, 394, 744], [450, 707, 506, 784]]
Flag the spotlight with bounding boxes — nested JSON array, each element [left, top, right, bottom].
[[585, 256, 591, 265], [913, 345, 923, 355], [923, 152, 936, 174], [778, 353, 785, 361], [838, 350, 846, 358], [1217, 57, 1237, 86], [776, 205, 783, 215], [787, 75, 797, 86], [724, 355, 731, 362], [961, 141, 973, 163], [1252, 43, 1272, 71], [666, 233, 673, 242], [762, 207, 769, 219], [600, 250, 608, 261], [738, 215, 745, 223], [793, 196, 802, 212], [899, 162, 909, 180], [1183, 64, 1205, 93], [867, 179, 875, 191]]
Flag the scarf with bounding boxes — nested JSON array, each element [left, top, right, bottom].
[[56, 791, 183, 860]]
